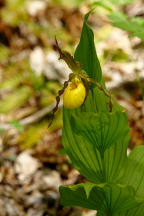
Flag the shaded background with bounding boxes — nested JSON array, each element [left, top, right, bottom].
[[0, 0, 143, 215]]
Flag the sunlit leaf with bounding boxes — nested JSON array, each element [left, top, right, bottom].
[[0, 45, 10, 63], [109, 0, 134, 5], [0, 74, 23, 91], [53, 0, 84, 7], [10, 120, 24, 132], [118, 146, 144, 216], [0, 87, 32, 114], [74, 11, 102, 82], [92, 1, 114, 12], [19, 121, 48, 149], [121, 146, 144, 196], [60, 182, 141, 215], [109, 12, 144, 40], [71, 111, 129, 154]]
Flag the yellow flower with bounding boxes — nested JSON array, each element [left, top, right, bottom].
[[63, 78, 86, 109]]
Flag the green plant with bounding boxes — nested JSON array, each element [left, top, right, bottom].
[[58, 11, 144, 216], [93, 0, 144, 41]]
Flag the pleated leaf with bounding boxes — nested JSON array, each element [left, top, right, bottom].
[[118, 146, 144, 216], [118, 204, 144, 216], [63, 109, 129, 182], [71, 111, 129, 154], [60, 182, 141, 216], [121, 146, 144, 197]]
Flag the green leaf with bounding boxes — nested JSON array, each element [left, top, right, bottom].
[[109, 0, 134, 5], [19, 121, 48, 149], [63, 108, 129, 182], [60, 182, 141, 215], [9, 120, 24, 132], [0, 45, 10, 64], [0, 86, 32, 114], [73, 11, 119, 113], [92, 1, 114, 12], [109, 12, 135, 32], [6, 0, 25, 9], [117, 146, 144, 216], [92, 0, 134, 11], [74, 11, 102, 82], [0, 74, 23, 91], [109, 12, 144, 40], [71, 111, 129, 154], [121, 146, 144, 197], [102, 134, 129, 183], [53, 0, 84, 7]]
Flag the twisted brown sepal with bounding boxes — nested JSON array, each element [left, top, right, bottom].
[[54, 38, 82, 74], [48, 73, 74, 128], [48, 39, 84, 128]]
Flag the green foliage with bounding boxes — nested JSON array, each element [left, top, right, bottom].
[[60, 11, 144, 216], [74, 11, 102, 82], [0, 45, 10, 64], [0, 86, 32, 114], [52, 0, 84, 7], [121, 146, 144, 197], [9, 120, 24, 132], [1, 0, 28, 26], [108, 0, 134, 5], [92, 0, 134, 12], [60, 183, 141, 215], [103, 48, 130, 62], [19, 121, 48, 149], [93, 1, 144, 41], [109, 12, 144, 40], [118, 146, 144, 215], [0, 74, 23, 91], [71, 111, 129, 154]]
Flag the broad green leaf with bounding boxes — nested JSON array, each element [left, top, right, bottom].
[[117, 146, 144, 216], [103, 133, 129, 183], [60, 182, 141, 216], [63, 109, 129, 182], [121, 146, 144, 197], [71, 111, 129, 154], [74, 11, 102, 82], [118, 203, 144, 216]]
